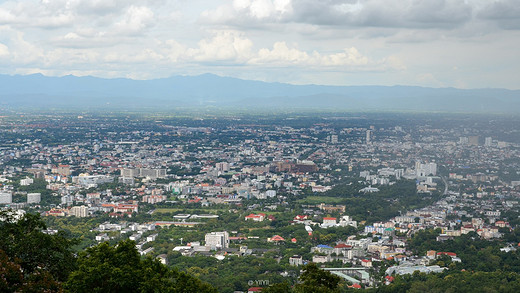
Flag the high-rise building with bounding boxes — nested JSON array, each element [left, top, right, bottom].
[[215, 162, 230, 172], [121, 168, 166, 179], [485, 137, 492, 147], [27, 193, 41, 204], [331, 135, 338, 144], [205, 231, 229, 250], [0, 192, 12, 204], [69, 206, 89, 217], [366, 130, 372, 144], [415, 162, 437, 177], [61, 195, 74, 206]]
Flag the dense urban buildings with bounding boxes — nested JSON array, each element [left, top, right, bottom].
[[1, 112, 520, 292]]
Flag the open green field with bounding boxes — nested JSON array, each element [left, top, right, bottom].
[[154, 208, 225, 214], [296, 195, 345, 204], [250, 210, 282, 215]]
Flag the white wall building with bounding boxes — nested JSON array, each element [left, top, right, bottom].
[[69, 206, 89, 217], [205, 231, 229, 250], [27, 193, 41, 204], [0, 192, 12, 204]]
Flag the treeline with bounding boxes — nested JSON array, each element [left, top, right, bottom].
[[409, 228, 520, 272], [370, 270, 520, 293]]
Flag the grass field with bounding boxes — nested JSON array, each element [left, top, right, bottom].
[[296, 195, 345, 204], [250, 210, 281, 215], [154, 208, 224, 214]]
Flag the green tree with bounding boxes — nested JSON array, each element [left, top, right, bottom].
[[0, 249, 63, 293], [295, 263, 341, 293], [0, 210, 77, 283], [262, 281, 293, 293], [65, 239, 216, 293]]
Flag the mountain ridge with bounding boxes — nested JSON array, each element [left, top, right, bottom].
[[0, 73, 518, 113]]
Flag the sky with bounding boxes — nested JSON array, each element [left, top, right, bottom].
[[0, 0, 519, 89]]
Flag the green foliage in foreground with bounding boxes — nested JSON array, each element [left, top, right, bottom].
[[0, 210, 215, 293], [65, 239, 216, 293], [0, 211, 77, 283], [263, 263, 341, 293]]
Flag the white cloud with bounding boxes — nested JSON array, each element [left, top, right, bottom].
[[200, 0, 520, 37], [8, 31, 44, 64], [254, 42, 310, 64], [0, 43, 9, 58], [186, 31, 254, 62], [114, 5, 155, 35], [0, 0, 517, 89], [250, 42, 376, 69], [74, 0, 130, 16]]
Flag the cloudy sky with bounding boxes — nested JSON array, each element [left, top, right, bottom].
[[0, 0, 519, 89]]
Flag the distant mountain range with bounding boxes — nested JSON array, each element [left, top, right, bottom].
[[0, 73, 519, 113]]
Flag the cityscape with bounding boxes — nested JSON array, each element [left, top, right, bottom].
[[1, 0, 519, 292], [1, 112, 520, 292]]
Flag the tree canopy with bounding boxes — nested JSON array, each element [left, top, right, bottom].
[[65, 239, 216, 293], [0, 210, 77, 284]]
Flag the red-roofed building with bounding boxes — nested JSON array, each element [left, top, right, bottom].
[[322, 217, 337, 225], [268, 235, 285, 242], [291, 238, 297, 243], [248, 287, 263, 293], [385, 276, 394, 285], [461, 224, 475, 234], [245, 213, 266, 222], [394, 255, 406, 262], [114, 204, 138, 214], [495, 221, 507, 228], [361, 259, 372, 267], [334, 243, 352, 255], [437, 252, 457, 258], [188, 197, 202, 203], [45, 208, 66, 217], [294, 215, 309, 221]]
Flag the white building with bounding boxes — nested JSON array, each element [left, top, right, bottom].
[[61, 195, 74, 206], [484, 137, 493, 147], [20, 177, 34, 186], [27, 193, 41, 204], [147, 233, 158, 242], [75, 174, 113, 187], [69, 206, 89, 217], [0, 192, 12, 204], [289, 255, 304, 266], [205, 231, 229, 250], [415, 162, 437, 177], [266, 190, 276, 198], [339, 215, 358, 228], [121, 168, 166, 179]]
